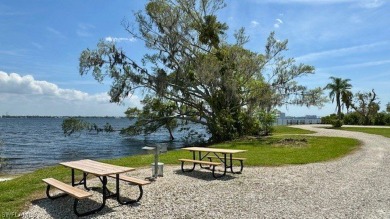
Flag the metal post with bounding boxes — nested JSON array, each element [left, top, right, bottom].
[[153, 145, 159, 178]]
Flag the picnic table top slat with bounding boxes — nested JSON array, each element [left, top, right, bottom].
[[181, 147, 247, 154], [60, 159, 135, 176]]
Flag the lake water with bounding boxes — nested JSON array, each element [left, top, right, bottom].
[[0, 117, 206, 175]]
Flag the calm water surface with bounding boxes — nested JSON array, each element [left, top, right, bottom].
[[0, 117, 201, 174]]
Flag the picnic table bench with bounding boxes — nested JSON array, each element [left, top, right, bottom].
[[179, 147, 247, 178], [42, 178, 94, 217], [178, 158, 222, 178], [206, 156, 246, 173], [108, 174, 150, 202]]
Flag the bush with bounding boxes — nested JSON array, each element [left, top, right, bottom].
[[384, 114, 390, 125], [331, 119, 343, 128], [321, 114, 338, 124], [343, 112, 361, 125], [373, 113, 386, 125]]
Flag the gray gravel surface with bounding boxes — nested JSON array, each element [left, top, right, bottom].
[[22, 125, 390, 218]]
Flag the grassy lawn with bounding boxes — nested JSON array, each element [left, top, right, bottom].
[[273, 125, 315, 135], [0, 127, 359, 217], [339, 127, 390, 138]]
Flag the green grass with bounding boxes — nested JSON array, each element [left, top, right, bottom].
[[339, 127, 390, 138], [0, 128, 360, 217], [273, 125, 315, 135], [210, 136, 359, 166]]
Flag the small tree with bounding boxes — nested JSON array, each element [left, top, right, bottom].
[[350, 89, 380, 125]]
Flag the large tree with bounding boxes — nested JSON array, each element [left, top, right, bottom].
[[324, 77, 352, 119], [78, 0, 324, 143]]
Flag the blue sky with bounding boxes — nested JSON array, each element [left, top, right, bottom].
[[0, 0, 389, 117]]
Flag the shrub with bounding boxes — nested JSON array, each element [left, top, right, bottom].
[[321, 114, 338, 124], [331, 119, 343, 128], [343, 112, 361, 125]]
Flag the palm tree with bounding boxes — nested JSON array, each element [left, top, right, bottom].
[[324, 77, 352, 119], [341, 90, 353, 113]]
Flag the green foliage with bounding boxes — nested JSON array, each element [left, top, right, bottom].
[[62, 118, 117, 136], [78, 0, 325, 143], [343, 112, 390, 126], [324, 77, 352, 119], [343, 112, 361, 125], [373, 113, 386, 125], [258, 110, 276, 135], [321, 113, 339, 124], [122, 97, 178, 140], [321, 114, 343, 127], [331, 119, 343, 128], [349, 89, 380, 125], [62, 117, 88, 136]]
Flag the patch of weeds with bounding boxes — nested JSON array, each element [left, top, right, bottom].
[[274, 138, 308, 147]]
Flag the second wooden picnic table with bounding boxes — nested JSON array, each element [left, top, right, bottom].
[[179, 147, 247, 178]]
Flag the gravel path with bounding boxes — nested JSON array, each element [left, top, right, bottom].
[[22, 125, 390, 218]]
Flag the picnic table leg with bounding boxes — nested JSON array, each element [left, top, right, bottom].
[[226, 154, 244, 174], [211, 154, 227, 178], [45, 184, 68, 199], [180, 160, 196, 172], [74, 176, 107, 217], [82, 172, 91, 191], [70, 169, 91, 191], [199, 151, 206, 169], [71, 169, 76, 186], [115, 174, 143, 205]]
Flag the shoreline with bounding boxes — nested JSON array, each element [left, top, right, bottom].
[[0, 173, 22, 182], [0, 177, 14, 182]]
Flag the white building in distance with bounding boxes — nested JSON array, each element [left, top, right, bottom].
[[275, 112, 321, 125]]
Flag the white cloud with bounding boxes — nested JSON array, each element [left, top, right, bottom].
[[46, 27, 66, 38], [77, 23, 95, 37], [250, 20, 260, 27], [254, 0, 385, 8], [274, 18, 283, 28], [105, 36, 136, 43], [359, 0, 385, 8], [325, 59, 390, 70], [296, 41, 389, 62], [0, 71, 142, 116]]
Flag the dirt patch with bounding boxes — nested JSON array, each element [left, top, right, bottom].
[[275, 138, 308, 147]]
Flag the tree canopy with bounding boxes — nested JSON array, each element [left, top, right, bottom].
[[78, 0, 325, 143]]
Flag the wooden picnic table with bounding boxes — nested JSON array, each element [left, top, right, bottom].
[[59, 159, 136, 216], [179, 147, 247, 178]]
